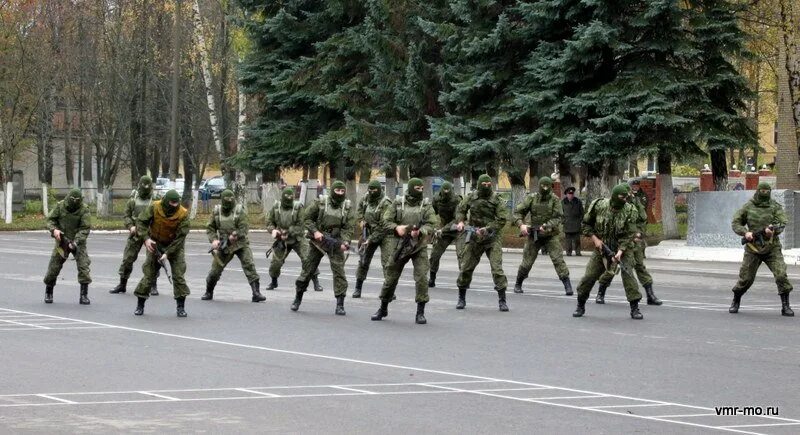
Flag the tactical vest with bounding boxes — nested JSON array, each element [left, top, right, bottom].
[[392, 196, 431, 227], [525, 192, 559, 235], [273, 201, 301, 230], [316, 196, 352, 234], [433, 194, 459, 225], [214, 204, 243, 237], [364, 197, 390, 226], [587, 199, 634, 247], [132, 195, 153, 217], [58, 202, 87, 241], [465, 192, 501, 227], [150, 200, 188, 244]]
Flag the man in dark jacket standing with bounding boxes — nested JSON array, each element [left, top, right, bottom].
[[562, 186, 583, 256]]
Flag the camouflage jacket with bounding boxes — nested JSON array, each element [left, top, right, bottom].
[[581, 198, 638, 252]]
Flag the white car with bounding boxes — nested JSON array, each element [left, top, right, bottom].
[[155, 177, 185, 196]]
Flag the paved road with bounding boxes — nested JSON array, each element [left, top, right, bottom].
[[0, 233, 798, 434]]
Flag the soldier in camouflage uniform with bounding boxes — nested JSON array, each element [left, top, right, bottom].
[[454, 174, 510, 311], [265, 187, 322, 291], [512, 177, 573, 295], [729, 182, 793, 316], [133, 190, 191, 317], [371, 178, 439, 324], [201, 190, 265, 303], [43, 188, 92, 305], [595, 180, 662, 305], [573, 184, 644, 319], [110, 176, 160, 296], [354, 180, 393, 298], [291, 180, 355, 315], [428, 181, 464, 288]]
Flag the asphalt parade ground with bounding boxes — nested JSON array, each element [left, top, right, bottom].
[[0, 232, 798, 434]]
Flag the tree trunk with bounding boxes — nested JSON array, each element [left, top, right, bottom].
[[709, 148, 728, 191], [527, 159, 538, 192], [358, 165, 372, 198], [585, 160, 611, 205], [508, 170, 527, 211], [168, 0, 182, 181], [385, 163, 397, 200], [305, 165, 319, 205], [65, 101, 74, 186], [658, 151, 679, 239], [261, 169, 281, 215], [191, 0, 222, 156]]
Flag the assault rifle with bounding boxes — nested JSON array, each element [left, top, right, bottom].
[[208, 232, 236, 267], [393, 223, 422, 263], [358, 224, 369, 262], [519, 224, 547, 243], [55, 235, 78, 259], [308, 231, 357, 260], [453, 224, 496, 244], [155, 246, 173, 284], [600, 242, 630, 275], [266, 230, 288, 261], [742, 224, 785, 248]]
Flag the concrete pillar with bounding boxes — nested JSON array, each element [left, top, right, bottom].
[[745, 171, 759, 190]]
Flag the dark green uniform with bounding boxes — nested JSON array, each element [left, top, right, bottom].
[[354, 180, 393, 298], [729, 183, 793, 316], [371, 178, 439, 324], [512, 177, 572, 295], [428, 181, 464, 288], [291, 180, 355, 315], [111, 176, 159, 295], [455, 174, 509, 311], [265, 188, 321, 291], [43, 189, 92, 305], [133, 189, 190, 317], [573, 184, 643, 319], [596, 182, 661, 305], [202, 190, 265, 303]]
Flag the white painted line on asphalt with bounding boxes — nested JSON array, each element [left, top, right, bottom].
[[524, 395, 609, 401], [653, 413, 718, 418], [720, 423, 800, 428], [138, 392, 179, 401], [37, 395, 76, 404], [2, 306, 798, 434], [587, 403, 668, 409], [234, 389, 281, 398], [331, 386, 377, 395]]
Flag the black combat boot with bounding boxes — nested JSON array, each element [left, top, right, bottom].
[[781, 293, 794, 317], [428, 273, 436, 288], [110, 278, 127, 294], [266, 276, 278, 290], [644, 283, 662, 305], [456, 287, 467, 309], [251, 280, 266, 302], [134, 297, 146, 315], [290, 290, 304, 311], [573, 295, 587, 317], [312, 275, 323, 292], [498, 289, 509, 312], [513, 272, 525, 294], [176, 297, 187, 317], [371, 299, 389, 321], [150, 280, 159, 296], [629, 299, 643, 320], [45, 285, 54, 304], [561, 277, 573, 296], [353, 279, 363, 298], [201, 282, 215, 301], [416, 302, 427, 324], [335, 295, 346, 316], [79, 283, 90, 305], [595, 284, 607, 304], [729, 291, 743, 314]]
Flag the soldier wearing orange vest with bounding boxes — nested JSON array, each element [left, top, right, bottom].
[[132, 189, 191, 317]]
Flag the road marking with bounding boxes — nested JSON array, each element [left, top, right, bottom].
[[37, 394, 76, 404], [138, 392, 179, 401], [331, 386, 377, 395], [720, 423, 800, 428], [234, 389, 281, 398], [2, 306, 799, 435]]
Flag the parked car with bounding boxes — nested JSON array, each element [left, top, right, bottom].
[[199, 176, 226, 199]]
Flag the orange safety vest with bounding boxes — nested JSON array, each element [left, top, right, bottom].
[[150, 200, 188, 244]]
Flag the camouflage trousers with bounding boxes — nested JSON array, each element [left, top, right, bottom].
[[355, 236, 393, 282], [268, 239, 318, 280], [457, 237, 507, 290], [134, 247, 189, 299], [732, 244, 793, 295], [44, 244, 92, 286], [207, 245, 260, 287], [118, 236, 145, 280], [518, 235, 570, 280], [297, 243, 347, 297], [577, 250, 641, 302], [429, 231, 465, 275], [379, 241, 430, 303], [598, 240, 652, 287]]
